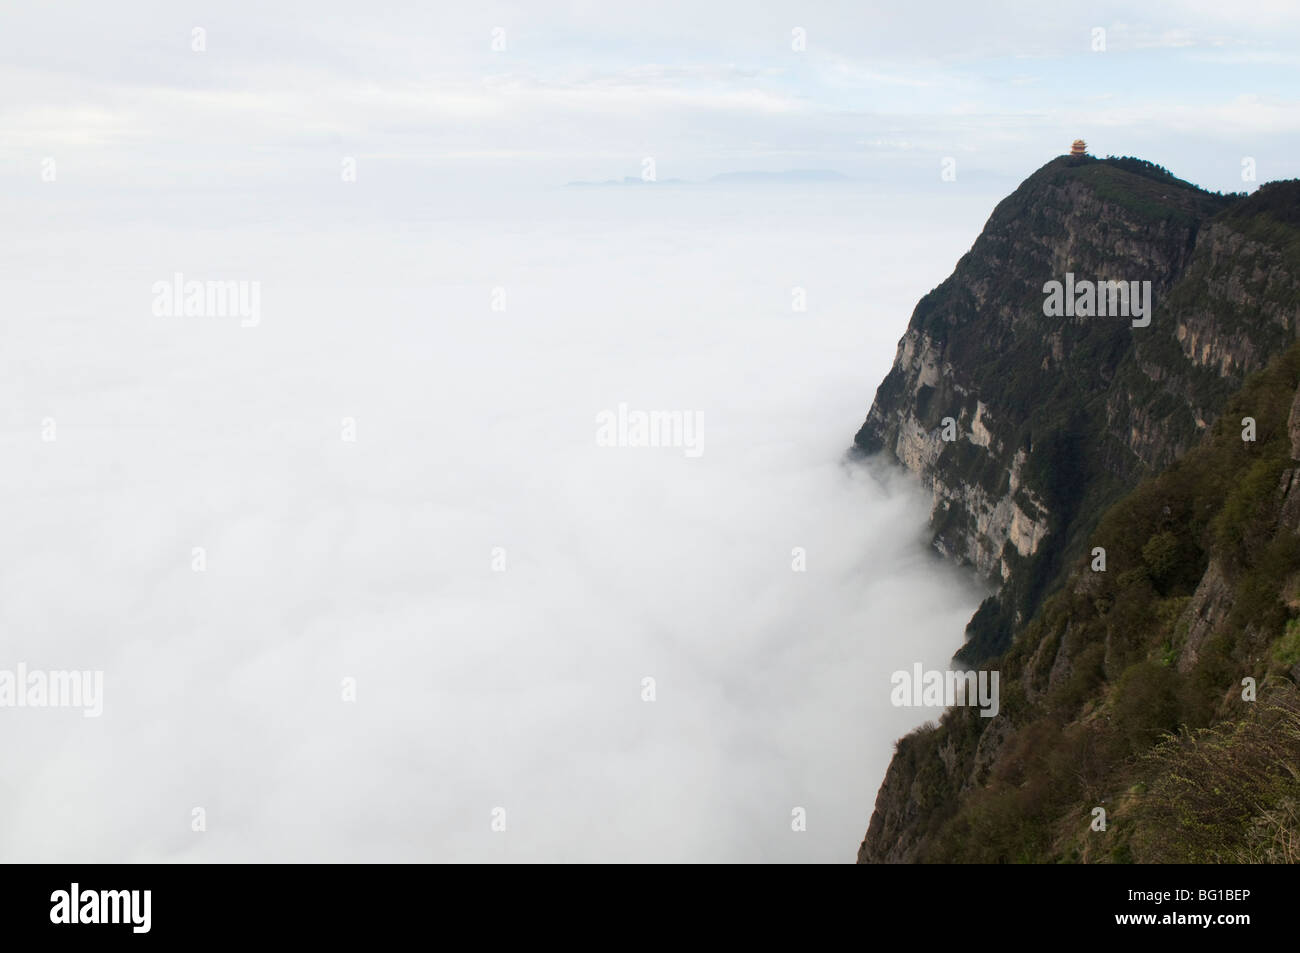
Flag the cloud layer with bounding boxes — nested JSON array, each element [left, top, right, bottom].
[[2, 184, 990, 861]]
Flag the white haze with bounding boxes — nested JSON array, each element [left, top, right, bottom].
[[1, 182, 994, 861]]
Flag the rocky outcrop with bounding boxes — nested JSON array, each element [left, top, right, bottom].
[[853, 163, 1300, 863], [1176, 559, 1233, 674], [859, 349, 1300, 862], [855, 160, 1300, 663], [1289, 387, 1300, 459]]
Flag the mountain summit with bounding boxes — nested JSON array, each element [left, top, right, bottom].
[[855, 156, 1300, 664], [854, 156, 1300, 863]]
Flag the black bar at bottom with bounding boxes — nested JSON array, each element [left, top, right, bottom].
[[0, 863, 1280, 940]]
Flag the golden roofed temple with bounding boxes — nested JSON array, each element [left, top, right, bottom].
[[1070, 139, 1087, 156]]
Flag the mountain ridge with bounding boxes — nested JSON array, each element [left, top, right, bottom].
[[855, 156, 1300, 665], [853, 154, 1300, 862]]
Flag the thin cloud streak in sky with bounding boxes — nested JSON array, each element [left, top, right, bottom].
[[2, 1, 1298, 191]]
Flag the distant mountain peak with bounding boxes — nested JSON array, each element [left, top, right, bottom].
[[708, 169, 850, 183]]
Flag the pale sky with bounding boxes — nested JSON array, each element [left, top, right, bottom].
[[4, 0, 1299, 196]]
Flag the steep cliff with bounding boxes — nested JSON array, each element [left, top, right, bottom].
[[855, 158, 1300, 664], [860, 343, 1300, 863], [854, 161, 1300, 863]]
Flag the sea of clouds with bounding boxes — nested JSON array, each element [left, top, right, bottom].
[[1, 182, 995, 861]]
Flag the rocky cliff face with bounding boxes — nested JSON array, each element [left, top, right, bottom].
[[860, 343, 1300, 864], [854, 163, 1300, 863], [855, 159, 1300, 663]]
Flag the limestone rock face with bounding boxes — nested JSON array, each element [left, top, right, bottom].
[[854, 159, 1298, 661], [853, 162, 1300, 863], [1176, 560, 1234, 674]]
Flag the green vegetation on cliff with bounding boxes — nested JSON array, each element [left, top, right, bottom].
[[856, 162, 1300, 864], [954, 173, 1300, 667], [866, 344, 1300, 863]]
